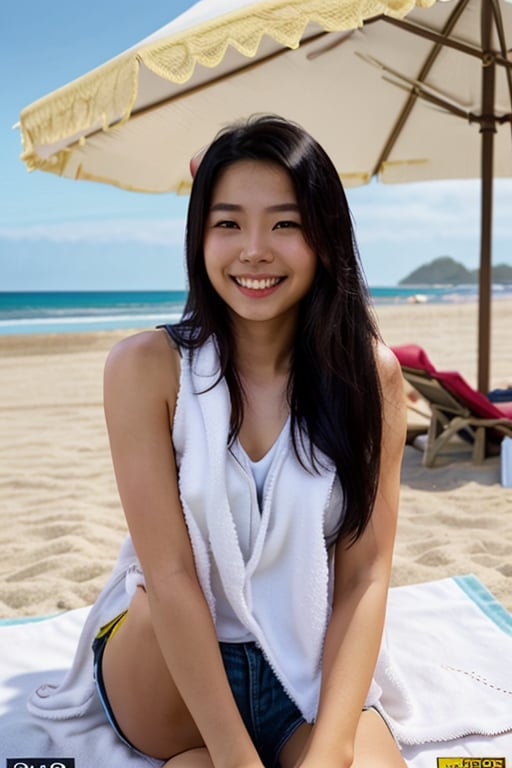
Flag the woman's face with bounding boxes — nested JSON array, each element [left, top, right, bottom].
[[203, 159, 317, 328]]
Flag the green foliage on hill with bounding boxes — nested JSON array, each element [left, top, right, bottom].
[[399, 256, 512, 285]]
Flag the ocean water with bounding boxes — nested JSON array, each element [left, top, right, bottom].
[[0, 291, 188, 335], [0, 285, 508, 335]]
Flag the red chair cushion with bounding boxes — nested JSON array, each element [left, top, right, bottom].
[[391, 344, 512, 422], [391, 344, 436, 374], [434, 370, 508, 420]]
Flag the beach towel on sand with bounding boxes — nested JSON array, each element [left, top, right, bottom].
[[0, 575, 511, 768]]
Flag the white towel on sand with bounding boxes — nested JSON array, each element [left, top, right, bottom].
[[374, 576, 512, 745], [0, 575, 511, 768]]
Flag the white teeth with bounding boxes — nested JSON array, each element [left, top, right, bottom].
[[235, 276, 281, 290]]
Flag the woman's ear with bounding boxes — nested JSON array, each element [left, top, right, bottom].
[[190, 145, 208, 178]]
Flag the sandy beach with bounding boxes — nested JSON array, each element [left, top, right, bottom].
[[1, 300, 511, 619]]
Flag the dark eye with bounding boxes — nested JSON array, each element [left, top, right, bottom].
[[214, 219, 239, 229], [274, 220, 301, 230]]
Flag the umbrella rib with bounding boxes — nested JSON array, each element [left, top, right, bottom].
[[380, 76, 476, 121], [359, 52, 477, 115], [367, 0, 472, 178], [382, 77, 510, 125], [371, 2, 511, 137], [374, 14, 511, 70]]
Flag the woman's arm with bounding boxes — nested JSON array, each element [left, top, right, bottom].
[[300, 343, 407, 768], [104, 330, 262, 768]]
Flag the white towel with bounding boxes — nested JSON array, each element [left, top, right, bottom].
[[374, 575, 512, 745], [1, 576, 511, 767]]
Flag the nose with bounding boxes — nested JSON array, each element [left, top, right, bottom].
[[239, 228, 273, 263]]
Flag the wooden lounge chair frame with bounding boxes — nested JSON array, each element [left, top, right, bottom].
[[392, 345, 512, 467]]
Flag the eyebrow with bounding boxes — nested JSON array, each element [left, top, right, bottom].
[[209, 202, 300, 213]]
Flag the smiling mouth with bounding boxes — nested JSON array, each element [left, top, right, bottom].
[[232, 276, 284, 290]]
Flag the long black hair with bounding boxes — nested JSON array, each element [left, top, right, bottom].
[[171, 115, 382, 545]]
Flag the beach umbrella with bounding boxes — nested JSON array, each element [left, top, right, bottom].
[[18, 0, 512, 392]]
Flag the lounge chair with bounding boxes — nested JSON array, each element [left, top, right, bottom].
[[391, 344, 512, 467]]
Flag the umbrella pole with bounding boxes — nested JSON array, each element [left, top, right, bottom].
[[477, 0, 496, 394]]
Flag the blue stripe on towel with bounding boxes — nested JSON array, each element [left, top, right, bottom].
[[454, 574, 512, 636], [0, 613, 62, 626]]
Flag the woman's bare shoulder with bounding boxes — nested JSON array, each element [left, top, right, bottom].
[[104, 328, 181, 396], [374, 341, 407, 426], [374, 341, 403, 395], [106, 327, 178, 361]]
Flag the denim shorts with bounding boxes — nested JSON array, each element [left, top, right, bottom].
[[219, 641, 306, 768], [92, 616, 305, 765]]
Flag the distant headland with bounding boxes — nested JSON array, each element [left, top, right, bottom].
[[399, 256, 512, 286]]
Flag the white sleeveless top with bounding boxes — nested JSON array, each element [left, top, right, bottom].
[[216, 418, 343, 642], [246, 437, 281, 510], [216, 421, 287, 641], [170, 337, 360, 719]]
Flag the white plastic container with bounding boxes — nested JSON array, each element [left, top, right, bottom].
[[501, 436, 512, 488]]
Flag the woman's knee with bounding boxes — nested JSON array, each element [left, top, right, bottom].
[[353, 709, 406, 767]]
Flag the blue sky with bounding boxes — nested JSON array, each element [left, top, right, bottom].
[[1, 0, 511, 291]]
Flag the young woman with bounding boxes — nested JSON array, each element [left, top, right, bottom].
[[94, 115, 407, 768]]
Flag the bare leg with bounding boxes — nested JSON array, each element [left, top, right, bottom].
[[351, 709, 406, 768], [101, 587, 205, 759], [162, 747, 214, 768], [279, 709, 406, 768]]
